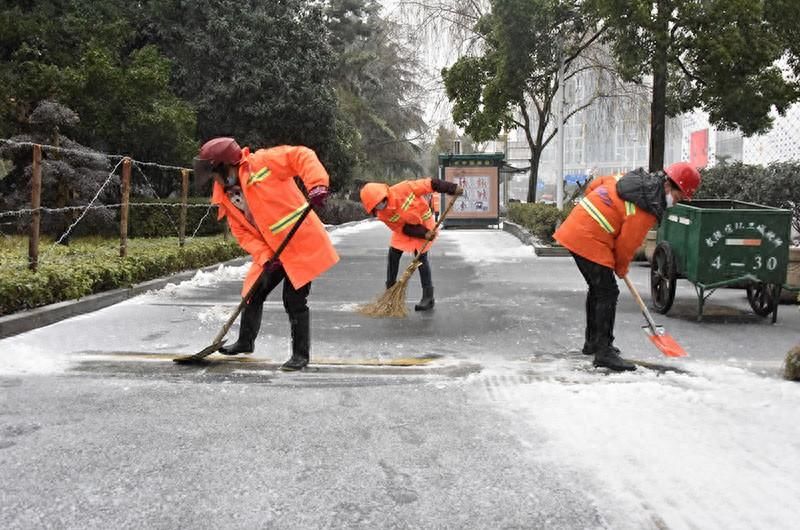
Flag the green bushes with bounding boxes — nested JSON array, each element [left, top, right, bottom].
[[507, 202, 569, 244], [0, 236, 244, 315], [316, 197, 369, 225], [127, 197, 225, 238], [696, 162, 800, 237]]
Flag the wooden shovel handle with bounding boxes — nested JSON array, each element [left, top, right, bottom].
[[622, 275, 660, 334]]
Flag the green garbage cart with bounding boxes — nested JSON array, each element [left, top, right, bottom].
[[649, 200, 792, 322]]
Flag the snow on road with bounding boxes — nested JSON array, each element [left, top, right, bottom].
[[470, 358, 800, 529], [1, 224, 799, 529]]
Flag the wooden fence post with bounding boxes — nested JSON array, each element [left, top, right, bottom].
[[179, 169, 189, 247], [119, 157, 131, 258], [28, 144, 42, 271]]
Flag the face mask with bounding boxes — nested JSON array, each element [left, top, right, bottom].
[[665, 194, 675, 208], [374, 199, 387, 211]]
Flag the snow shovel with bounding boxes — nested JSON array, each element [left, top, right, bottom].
[[174, 204, 314, 364], [623, 275, 687, 358], [358, 193, 459, 318]]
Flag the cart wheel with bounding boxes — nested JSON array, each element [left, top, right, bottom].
[[746, 283, 777, 317], [650, 242, 677, 314]]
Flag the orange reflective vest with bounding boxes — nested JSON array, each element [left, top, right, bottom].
[[375, 178, 436, 253], [553, 175, 656, 277], [212, 145, 339, 296]]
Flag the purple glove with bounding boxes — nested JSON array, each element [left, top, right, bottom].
[[264, 258, 282, 274], [308, 185, 330, 208]]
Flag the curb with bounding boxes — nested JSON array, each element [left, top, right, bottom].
[[0, 257, 248, 340], [502, 220, 571, 257]]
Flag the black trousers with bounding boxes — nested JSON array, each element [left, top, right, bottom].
[[237, 266, 310, 342], [250, 266, 310, 314], [572, 252, 619, 352], [387, 246, 432, 288]]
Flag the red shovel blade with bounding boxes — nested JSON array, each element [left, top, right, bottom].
[[648, 332, 688, 358]]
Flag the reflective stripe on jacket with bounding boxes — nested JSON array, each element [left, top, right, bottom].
[[376, 179, 436, 253], [212, 145, 339, 295], [553, 175, 656, 276]]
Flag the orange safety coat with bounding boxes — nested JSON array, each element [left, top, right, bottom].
[[430, 191, 441, 213], [553, 175, 656, 277], [211, 145, 339, 296], [375, 179, 437, 253]]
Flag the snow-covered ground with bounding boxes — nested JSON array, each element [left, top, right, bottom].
[[1, 224, 798, 529], [466, 358, 800, 529]]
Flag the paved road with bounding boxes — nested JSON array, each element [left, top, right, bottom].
[[1, 222, 797, 528]]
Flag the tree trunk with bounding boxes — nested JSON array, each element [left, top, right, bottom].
[[648, 8, 669, 173], [526, 149, 542, 203]]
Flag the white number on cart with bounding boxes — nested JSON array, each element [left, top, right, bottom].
[[711, 255, 722, 270], [767, 257, 777, 271]]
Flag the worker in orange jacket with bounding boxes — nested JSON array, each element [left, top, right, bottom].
[[360, 178, 462, 310], [554, 162, 701, 371], [193, 137, 339, 371]]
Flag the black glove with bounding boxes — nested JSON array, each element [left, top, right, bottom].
[[431, 178, 458, 195], [402, 224, 429, 239]]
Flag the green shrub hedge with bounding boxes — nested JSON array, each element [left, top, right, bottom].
[[0, 236, 244, 315], [507, 202, 570, 244], [316, 197, 369, 225], [696, 161, 800, 238]]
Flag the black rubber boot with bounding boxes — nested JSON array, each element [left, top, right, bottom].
[[280, 309, 310, 371], [219, 301, 262, 355], [414, 286, 435, 311], [593, 347, 637, 371], [581, 292, 596, 355]]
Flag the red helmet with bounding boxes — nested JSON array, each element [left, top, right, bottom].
[[360, 183, 389, 213], [664, 162, 701, 199], [194, 137, 242, 190]]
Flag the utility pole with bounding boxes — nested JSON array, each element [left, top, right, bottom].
[[556, 37, 566, 210]]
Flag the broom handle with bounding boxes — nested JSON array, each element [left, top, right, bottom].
[[622, 275, 660, 334], [210, 204, 314, 344]]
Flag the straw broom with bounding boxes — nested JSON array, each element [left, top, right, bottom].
[[358, 194, 459, 318]]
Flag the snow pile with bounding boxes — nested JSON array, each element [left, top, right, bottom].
[[443, 229, 536, 263], [328, 219, 376, 244], [146, 263, 249, 299], [476, 360, 800, 529]]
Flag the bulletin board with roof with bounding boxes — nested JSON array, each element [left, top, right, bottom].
[[438, 153, 504, 227]]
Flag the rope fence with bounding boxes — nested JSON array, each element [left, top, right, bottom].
[[0, 139, 225, 272]]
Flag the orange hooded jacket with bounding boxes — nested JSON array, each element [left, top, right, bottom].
[[211, 145, 339, 296], [366, 179, 437, 253], [553, 175, 656, 277]]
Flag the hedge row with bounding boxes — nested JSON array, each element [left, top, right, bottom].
[[696, 161, 800, 237], [507, 202, 570, 244], [0, 236, 244, 315]]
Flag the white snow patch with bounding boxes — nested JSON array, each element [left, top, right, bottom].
[[197, 304, 235, 325], [328, 219, 377, 244], [443, 230, 536, 263], [0, 335, 73, 375], [475, 359, 800, 529], [145, 263, 249, 299]]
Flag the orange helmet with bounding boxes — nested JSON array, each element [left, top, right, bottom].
[[360, 182, 389, 213], [664, 162, 701, 199]]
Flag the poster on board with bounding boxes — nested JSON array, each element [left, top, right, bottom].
[[444, 166, 499, 219]]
